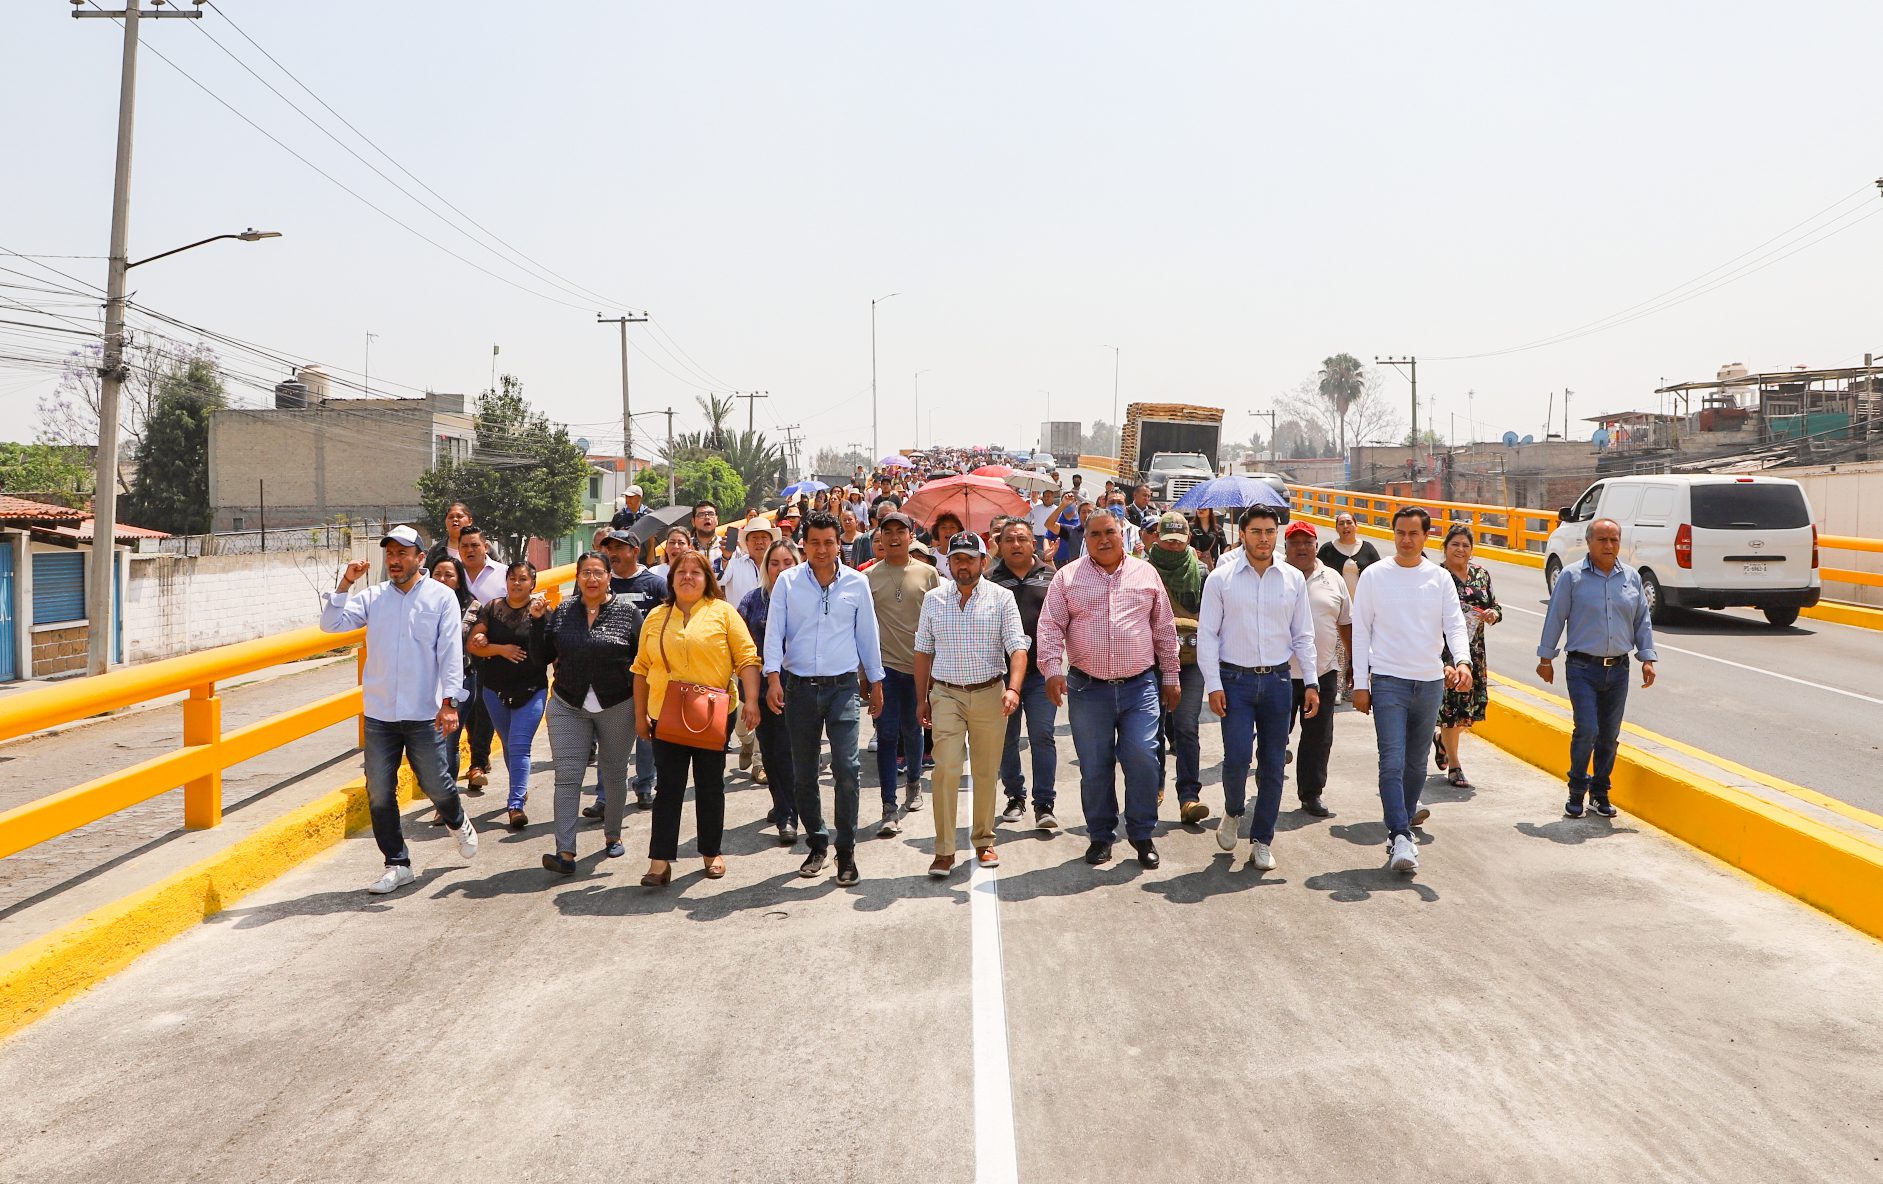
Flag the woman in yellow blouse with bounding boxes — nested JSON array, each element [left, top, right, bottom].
[[631, 550, 762, 887]]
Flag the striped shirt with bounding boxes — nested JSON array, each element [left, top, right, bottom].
[[914, 578, 1027, 685], [1036, 554, 1181, 686]]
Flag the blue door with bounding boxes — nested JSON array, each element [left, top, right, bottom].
[[0, 546, 16, 683]]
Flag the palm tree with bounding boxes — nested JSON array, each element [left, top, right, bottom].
[[696, 392, 737, 450], [1317, 353, 1365, 457], [722, 429, 786, 503]]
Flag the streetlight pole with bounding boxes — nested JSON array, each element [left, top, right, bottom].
[[1102, 345, 1121, 447], [913, 369, 931, 449], [598, 313, 648, 476], [871, 292, 898, 463], [364, 331, 378, 398]]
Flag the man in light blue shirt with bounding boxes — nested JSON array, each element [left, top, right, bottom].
[[764, 511, 886, 886], [1197, 505, 1319, 871], [320, 525, 479, 894], [1536, 517, 1658, 820]]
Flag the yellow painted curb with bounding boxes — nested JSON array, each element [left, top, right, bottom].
[[1477, 688, 1883, 942], [0, 758, 423, 1042], [1801, 598, 1883, 632]]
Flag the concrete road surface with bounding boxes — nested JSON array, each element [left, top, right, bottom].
[[3, 696, 1882, 1182]]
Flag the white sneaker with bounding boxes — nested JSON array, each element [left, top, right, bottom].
[[877, 812, 901, 838], [1410, 802, 1431, 827], [367, 865, 416, 894], [1249, 841, 1277, 872], [1389, 834, 1419, 873], [453, 812, 479, 860], [867, 733, 879, 752], [1216, 813, 1241, 852]]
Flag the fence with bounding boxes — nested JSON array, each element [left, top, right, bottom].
[[0, 561, 578, 862], [151, 519, 396, 558]]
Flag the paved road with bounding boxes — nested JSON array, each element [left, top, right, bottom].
[[4, 699, 1881, 1182]]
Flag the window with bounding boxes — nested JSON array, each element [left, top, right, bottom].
[[1691, 483, 1809, 530], [1568, 484, 1603, 522], [32, 552, 85, 624], [589, 476, 601, 500], [232, 516, 246, 531]]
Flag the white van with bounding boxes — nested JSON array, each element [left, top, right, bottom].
[[1543, 474, 1820, 627]]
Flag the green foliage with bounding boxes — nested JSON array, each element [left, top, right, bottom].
[[416, 375, 588, 558], [675, 456, 746, 512], [1317, 353, 1365, 455], [720, 429, 786, 504], [0, 442, 92, 497], [120, 352, 226, 534]]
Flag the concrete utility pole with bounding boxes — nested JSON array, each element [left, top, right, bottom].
[[734, 389, 768, 434], [1103, 345, 1121, 447], [1377, 355, 1418, 454], [598, 313, 648, 475], [871, 293, 898, 463], [75, 0, 204, 677], [364, 331, 377, 397], [780, 424, 803, 482], [662, 408, 677, 506]]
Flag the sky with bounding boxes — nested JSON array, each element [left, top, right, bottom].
[[5, 0, 1883, 467]]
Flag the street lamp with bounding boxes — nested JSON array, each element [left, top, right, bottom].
[[913, 369, 932, 449], [1101, 345, 1121, 454], [87, 226, 281, 675], [871, 292, 898, 463]]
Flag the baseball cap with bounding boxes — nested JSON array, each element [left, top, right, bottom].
[[1284, 520, 1318, 540], [380, 524, 423, 549], [878, 511, 915, 530], [1157, 512, 1189, 541], [946, 531, 987, 557], [624, 484, 643, 498], [602, 528, 637, 546]]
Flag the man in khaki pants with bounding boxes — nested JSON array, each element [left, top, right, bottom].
[[915, 532, 1029, 876]]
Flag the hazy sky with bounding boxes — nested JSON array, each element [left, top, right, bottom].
[[6, 1, 1882, 464]]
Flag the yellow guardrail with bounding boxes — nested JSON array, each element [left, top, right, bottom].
[[0, 560, 577, 862]]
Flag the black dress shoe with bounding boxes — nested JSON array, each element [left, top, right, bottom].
[[581, 803, 604, 821], [1131, 839, 1160, 869], [541, 852, 576, 876], [1083, 841, 1113, 865], [1299, 797, 1333, 818]]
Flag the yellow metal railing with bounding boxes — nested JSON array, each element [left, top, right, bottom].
[[0, 560, 577, 862], [1288, 484, 1883, 589]]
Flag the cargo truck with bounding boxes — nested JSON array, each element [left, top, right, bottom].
[[1120, 403, 1224, 502], [1039, 420, 1083, 464]]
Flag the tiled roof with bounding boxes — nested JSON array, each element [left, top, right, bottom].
[[0, 495, 169, 539], [0, 495, 87, 520]]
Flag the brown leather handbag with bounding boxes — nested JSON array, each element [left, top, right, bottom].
[[653, 606, 731, 751]]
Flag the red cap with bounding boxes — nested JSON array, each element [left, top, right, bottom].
[[1284, 520, 1318, 539]]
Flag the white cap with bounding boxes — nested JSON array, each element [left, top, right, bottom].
[[625, 484, 644, 498], [380, 524, 423, 549]]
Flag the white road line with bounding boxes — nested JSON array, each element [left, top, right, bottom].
[[1499, 602, 1883, 707], [969, 800, 1020, 1183]]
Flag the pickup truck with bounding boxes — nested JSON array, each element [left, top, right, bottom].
[[1144, 451, 1215, 503]]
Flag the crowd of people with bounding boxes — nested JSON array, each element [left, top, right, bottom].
[[321, 459, 1658, 895]]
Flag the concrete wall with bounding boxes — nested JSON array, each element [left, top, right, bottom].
[[121, 541, 377, 664], [1768, 461, 1883, 606]]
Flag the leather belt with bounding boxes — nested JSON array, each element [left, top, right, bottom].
[[1567, 652, 1628, 667], [934, 675, 1004, 692], [783, 671, 854, 686], [1222, 661, 1285, 676], [1068, 666, 1151, 685]]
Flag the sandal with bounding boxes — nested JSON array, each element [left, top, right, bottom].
[[1433, 731, 1447, 770], [703, 856, 727, 879], [1447, 767, 1472, 789]]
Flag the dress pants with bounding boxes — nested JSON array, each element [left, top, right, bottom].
[[929, 682, 1005, 858]]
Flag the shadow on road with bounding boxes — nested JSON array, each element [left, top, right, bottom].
[[1302, 866, 1440, 904], [1514, 818, 1638, 845], [208, 866, 458, 928], [1140, 859, 1288, 904]]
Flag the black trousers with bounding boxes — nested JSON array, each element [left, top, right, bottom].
[[1290, 670, 1339, 802], [648, 736, 728, 861], [755, 692, 797, 826], [466, 673, 494, 771]]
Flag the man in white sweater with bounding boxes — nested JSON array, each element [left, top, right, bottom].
[[1350, 506, 1472, 874]]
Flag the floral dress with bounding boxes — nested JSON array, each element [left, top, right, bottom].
[[1438, 561, 1498, 727]]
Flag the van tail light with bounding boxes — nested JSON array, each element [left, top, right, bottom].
[[1675, 523, 1693, 569], [1812, 523, 1819, 569]]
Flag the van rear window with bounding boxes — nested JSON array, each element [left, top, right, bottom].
[[1690, 484, 1809, 530]]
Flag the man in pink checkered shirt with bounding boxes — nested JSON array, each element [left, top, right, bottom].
[[1037, 511, 1181, 869]]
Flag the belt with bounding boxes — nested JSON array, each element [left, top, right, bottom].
[[782, 671, 854, 686], [933, 675, 1004, 692], [1567, 652, 1629, 667], [1068, 665, 1152, 685], [1222, 661, 1285, 676]]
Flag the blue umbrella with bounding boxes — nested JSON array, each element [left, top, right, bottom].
[[781, 480, 829, 499], [1172, 475, 1289, 513]]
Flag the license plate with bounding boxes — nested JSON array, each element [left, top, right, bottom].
[[1742, 562, 1767, 575]]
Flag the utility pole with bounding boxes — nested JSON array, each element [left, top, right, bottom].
[[1248, 408, 1279, 461], [780, 424, 803, 482], [1103, 345, 1121, 449], [598, 313, 648, 476], [662, 408, 677, 506], [734, 389, 768, 434], [1377, 355, 1417, 455], [1564, 387, 1573, 443], [364, 330, 377, 397], [75, 0, 204, 677]]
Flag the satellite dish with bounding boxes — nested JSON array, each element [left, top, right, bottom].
[[575, 437, 591, 452], [1593, 428, 1610, 446], [1520, 434, 1535, 445], [1501, 431, 1519, 446]]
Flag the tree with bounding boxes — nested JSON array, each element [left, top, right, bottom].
[[119, 351, 227, 534], [696, 392, 737, 450], [720, 429, 786, 505], [1080, 421, 1116, 457], [1402, 427, 1446, 448], [1278, 366, 1401, 456], [1317, 353, 1366, 457], [38, 339, 214, 493], [811, 445, 872, 479], [416, 375, 587, 558], [0, 443, 92, 499]]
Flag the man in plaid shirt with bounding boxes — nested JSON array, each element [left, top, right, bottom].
[[1037, 511, 1182, 869]]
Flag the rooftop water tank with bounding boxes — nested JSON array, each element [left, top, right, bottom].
[[298, 363, 331, 402]]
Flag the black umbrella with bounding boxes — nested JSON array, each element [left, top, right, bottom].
[[625, 503, 693, 547], [927, 469, 959, 479]]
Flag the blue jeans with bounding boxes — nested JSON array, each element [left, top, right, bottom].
[[1369, 674, 1443, 838], [480, 687, 547, 811], [999, 668, 1058, 809], [1566, 656, 1630, 799], [1066, 668, 1162, 844], [363, 716, 465, 867], [1218, 664, 1294, 841], [1155, 662, 1205, 805], [784, 675, 862, 852], [876, 667, 922, 807]]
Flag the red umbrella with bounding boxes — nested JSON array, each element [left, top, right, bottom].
[[902, 474, 1029, 535], [971, 464, 1013, 478]]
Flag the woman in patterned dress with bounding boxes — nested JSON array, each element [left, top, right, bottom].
[[1434, 524, 1500, 789]]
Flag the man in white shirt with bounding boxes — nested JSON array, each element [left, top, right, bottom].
[[1198, 505, 1318, 872], [1027, 491, 1055, 546], [1283, 520, 1351, 817], [1350, 506, 1473, 875], [720, 517, 774, 774], [319, 525, 479, 894]]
